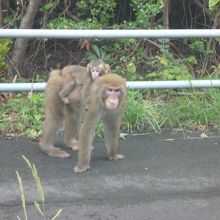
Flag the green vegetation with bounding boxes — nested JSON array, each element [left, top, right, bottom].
[[163, 89, 220, 130], [2, 0, 220, 80], [0, 39, 12, 70], [1, 0, 220, 137], [0, 1, 219, 218], [0, 93, 44, 139], [1, 88, 220, 139], [16, 155, 62, 220], [122, 88, 220, 134], [122, 90, 165, 134]]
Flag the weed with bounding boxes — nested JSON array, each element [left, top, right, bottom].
[[163, 89, 220, 130], [1, 88, 220, 139], [16, 155, 62, 220], [123, 90, 165, 133], [0, 93, 44, 138]]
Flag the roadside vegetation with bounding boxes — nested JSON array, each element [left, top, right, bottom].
[[1, 0, 220, 139], [1, 88, 220, 139]]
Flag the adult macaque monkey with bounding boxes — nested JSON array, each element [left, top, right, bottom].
[[39, 61, 110, 158], [39, 65, 87, 157], [59, 59, 110, 106], [74, 73, 127, 173]]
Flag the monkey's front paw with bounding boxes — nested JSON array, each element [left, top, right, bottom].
[[65, 139, 79, 151], [63, 98, 70, 104], [108, 154, 125, 160], [74, 165, 90, 173], [71, 140, 79, 151]]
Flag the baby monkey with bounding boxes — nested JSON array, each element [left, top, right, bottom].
[[59, 59, 110, 105], [82, 59, 111, 111]]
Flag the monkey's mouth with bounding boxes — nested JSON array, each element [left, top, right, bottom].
[[106, 104, 118, 110], [92, 74, 99, 79]]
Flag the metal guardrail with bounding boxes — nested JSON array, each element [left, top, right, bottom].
[[0, 29, 220, 39], [1, 80, 220, 92], [1, 29, 220, 91]]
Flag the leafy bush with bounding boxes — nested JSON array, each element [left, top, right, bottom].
[[131, 0, 163, 28], [76, 0, 116, 26], [85, 45, 115, 63], [47, 17, 76, 29], [47, 17, 102, 29], [0, 39, 12, 70], [145, 55, 193, 80]]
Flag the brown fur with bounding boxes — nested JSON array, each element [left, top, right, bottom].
[[74, 73, 127, 173], [39, 65, 88, 157], [82, 60, 111, 111]]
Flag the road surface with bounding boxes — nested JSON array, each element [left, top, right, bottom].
[[1, 131, 220, 220]]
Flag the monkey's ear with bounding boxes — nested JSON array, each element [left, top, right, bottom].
[[105, 64, 111, 73]]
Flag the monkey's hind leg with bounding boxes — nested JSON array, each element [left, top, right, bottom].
[[40, 143, 70, 158], [40, 115, 70, 158], [63, 106, 80, 151]]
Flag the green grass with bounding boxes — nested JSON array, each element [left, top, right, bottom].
[[0, 93, 44, 139], [163, 89, 220, 130], [1, 89, 220, 139], [122, 90, 165, 133]]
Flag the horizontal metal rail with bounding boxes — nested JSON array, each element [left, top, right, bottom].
[[1, 80, 220, 92], [0, 29, 220, 39], [1, 29, 220, 92], [127, 80, 220, 89]]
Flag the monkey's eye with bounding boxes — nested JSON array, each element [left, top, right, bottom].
[[91, 68, 100, 72], [115, 89, 120, 93], [107, 88, 113, 92]]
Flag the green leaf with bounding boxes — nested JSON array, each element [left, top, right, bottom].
[[186, 55, 197, 64], [145, 71, 159, 80], [91, 45, 101, 58], [159, 56, 169, 66], [34, 114, 42, 121], [41, 3, 55, 12], [127, 62, 136, 74], [209, 0, 220, 10]]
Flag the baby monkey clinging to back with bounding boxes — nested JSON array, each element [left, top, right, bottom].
[[59, 59, 111, 108]]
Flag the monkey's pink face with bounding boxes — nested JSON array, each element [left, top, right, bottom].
[[91, 68, 101, 80], [105, 87, 121, 109]]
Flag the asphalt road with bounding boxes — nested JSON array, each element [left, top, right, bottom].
[[1, 131, 220, 220]]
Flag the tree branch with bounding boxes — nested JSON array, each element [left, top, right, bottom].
[[163, 0, 170, 29], [11, 0, 42, 76], [0, 0, 2, 27], [192, 0, 212, 17]]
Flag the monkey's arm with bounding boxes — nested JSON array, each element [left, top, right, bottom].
[[74, 110, 100, 173], [59, 81, 76, 104], [103, 113, 124, 160]]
